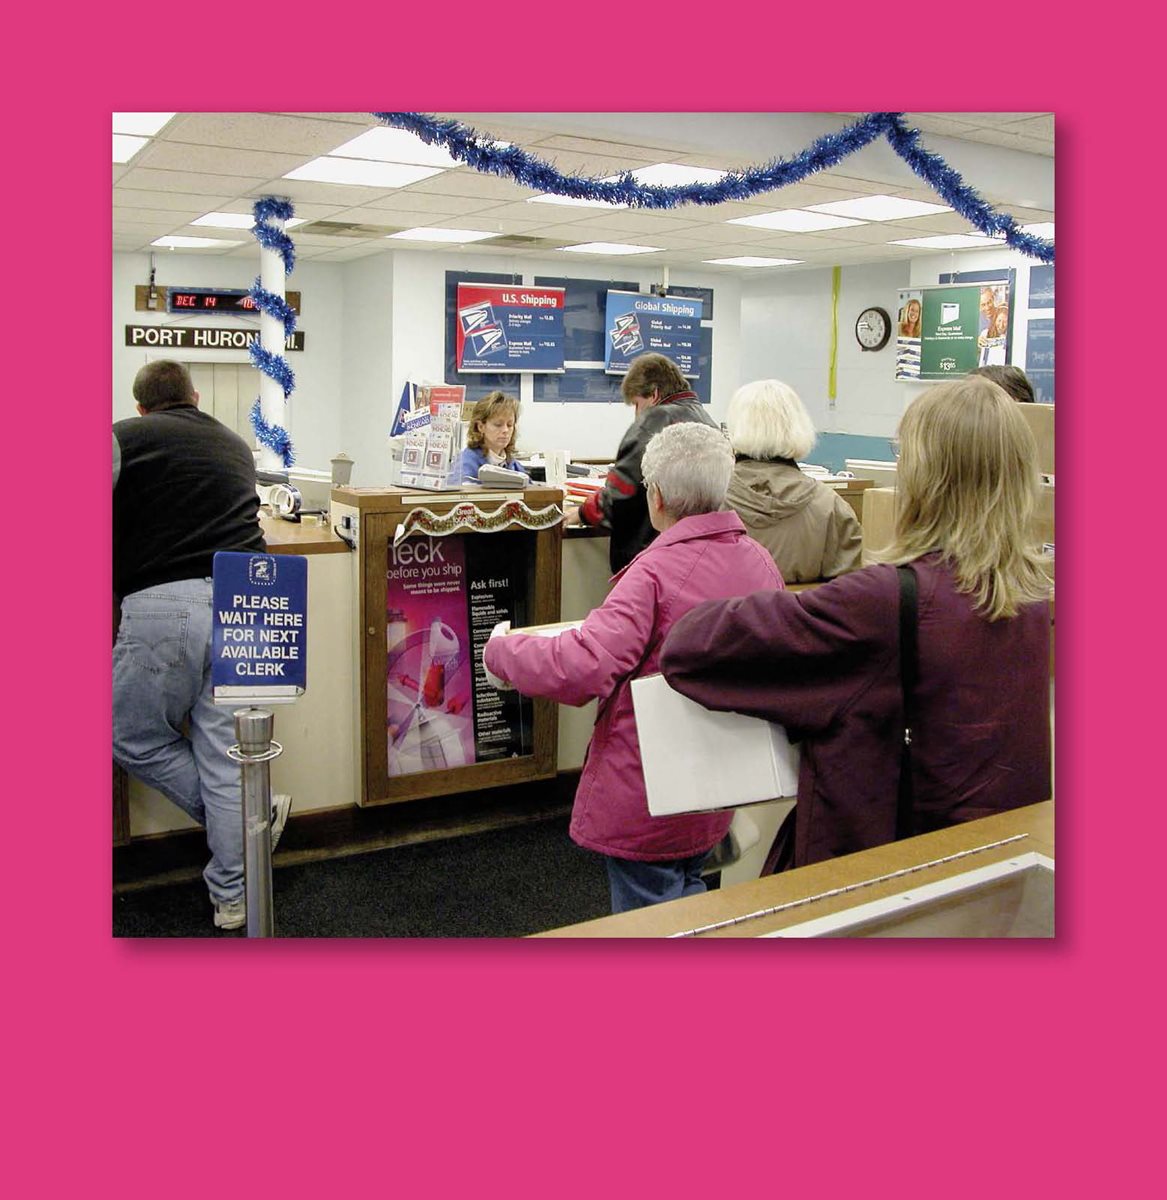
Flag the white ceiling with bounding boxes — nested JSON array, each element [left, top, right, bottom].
[[113, 111, 1054, 275]]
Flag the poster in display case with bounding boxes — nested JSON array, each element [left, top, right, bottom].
[[333, 485, 563, 806], [385, 533, 534, 776]]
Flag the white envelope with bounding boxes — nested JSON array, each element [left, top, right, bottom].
[[631, 673, 800, 816]]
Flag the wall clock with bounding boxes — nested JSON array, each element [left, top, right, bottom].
[[855, 306, 891, 351]]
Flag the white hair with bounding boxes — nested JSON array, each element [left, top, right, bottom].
[[641, 422, 734, 519], [725, 379, 816, 461]]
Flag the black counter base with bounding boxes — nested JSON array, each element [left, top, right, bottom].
[[114, 772, 579, 894]]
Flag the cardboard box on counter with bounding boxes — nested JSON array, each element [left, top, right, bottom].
[[860, 480, 1052, 559], [1018, 404, 1054, 477], [631, 673, 800, 817], [861, 486, 897, 557]]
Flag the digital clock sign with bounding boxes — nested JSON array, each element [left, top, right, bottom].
[[167, 287, 260, 314], [165, 287, 302, 315]]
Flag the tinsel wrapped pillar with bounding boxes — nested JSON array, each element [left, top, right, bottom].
[[249, 197, 297, 468]]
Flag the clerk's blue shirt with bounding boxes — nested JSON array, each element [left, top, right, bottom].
[[460, 446, 526, 482]]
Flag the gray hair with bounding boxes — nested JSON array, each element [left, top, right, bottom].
[[641, 422, 734, 519], [725, 378, 816, 461]]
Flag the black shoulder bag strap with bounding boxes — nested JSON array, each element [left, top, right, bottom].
[[896, 565, 918, 840]]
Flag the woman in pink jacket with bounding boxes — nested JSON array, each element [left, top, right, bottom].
[[484, 422, 782, 912]]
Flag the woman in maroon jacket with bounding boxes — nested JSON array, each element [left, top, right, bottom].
[[660, 376, 1052, 868]]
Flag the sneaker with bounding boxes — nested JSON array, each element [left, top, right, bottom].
[[271, 793, 293, 852], [213, 896, 246, 930]]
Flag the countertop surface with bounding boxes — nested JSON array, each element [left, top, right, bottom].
[[260, 512, 350, 554]]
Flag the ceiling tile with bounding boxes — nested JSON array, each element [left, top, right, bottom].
[[1002, 114, 1055, 139], [114, 189, 233, 213], [309, 243, 398, 262], [403, 172, 533, 202], [250, 179, 398, 206], [117, 166, 269, 195], [112, 217, 191, 235], [447, 202, 574, 229], [167, 112, 377, 155], [133, 141, 309, 178], [358, 191, 507, 216], [116, 208, 203, 227], [527, 134, 675, 161], [277, 112, 376, 126]]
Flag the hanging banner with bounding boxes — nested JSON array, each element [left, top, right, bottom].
[[604, 290, 701, 376], [895, 281, 1011, 381], [455, 283, 565, 372], [385, 533, 533, 776]]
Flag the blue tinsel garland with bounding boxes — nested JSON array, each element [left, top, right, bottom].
[[248, 197, 297, 466], [370, 111, 1053, 264], [250, 399, 295, 464], [250, 281, 297, 337]]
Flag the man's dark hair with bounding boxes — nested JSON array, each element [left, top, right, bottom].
[[621, 353, 689, 404], [968, 364, 1036, 404], [132, 360, 197, 412]]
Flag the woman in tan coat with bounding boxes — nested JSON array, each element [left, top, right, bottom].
[[724, 379, 862, 583]]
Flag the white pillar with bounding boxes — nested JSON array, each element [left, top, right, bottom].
[[257, 209, 287, 473]]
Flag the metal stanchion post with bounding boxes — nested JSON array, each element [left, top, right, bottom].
[[229, 708, 283, 937]]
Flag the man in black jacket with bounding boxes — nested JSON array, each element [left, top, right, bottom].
[[113, 360, 289, 930], [567, 353, 718, 573]]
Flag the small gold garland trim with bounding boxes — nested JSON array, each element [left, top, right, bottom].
[[393, 500, 562, 545]]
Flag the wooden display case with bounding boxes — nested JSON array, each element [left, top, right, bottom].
[[332, 485, 564, 807]]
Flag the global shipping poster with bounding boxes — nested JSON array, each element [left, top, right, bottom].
[[604, 290, 702, 376], [386, 533, 532, 776]]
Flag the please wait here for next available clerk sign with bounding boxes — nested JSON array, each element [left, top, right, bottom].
[[212, 551, 307, 704]]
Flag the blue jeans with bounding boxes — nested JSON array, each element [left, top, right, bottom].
[[605, 852, 712, 914], [113, 579, 242, 902]]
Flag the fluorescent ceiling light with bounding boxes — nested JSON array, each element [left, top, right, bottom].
[[388, 227, 497, 243], [888, 234, 997, 249], [805, 194, 952, 221], [528, 194, 628, 209], [151, 236, 244, 249], [113, 112, 176, 136], [283, 157, 446, 187], [1020, 222, 1055, 239], [703, 256, 804, 267], [560, 242, 663, 255], [629, 163, 728, 186], [328, 127, 461, 169], [113, 134, 149, 163], [192, 212, 305, 229], [728, 209, 865, 232]]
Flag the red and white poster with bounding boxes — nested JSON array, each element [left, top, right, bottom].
[[455, 283, 566, 372]]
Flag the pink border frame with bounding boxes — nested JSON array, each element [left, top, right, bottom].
[[8, 17, 1145, 1191]]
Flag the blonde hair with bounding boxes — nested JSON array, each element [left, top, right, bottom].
[[880, 377, 1050, 620], [466, 391, 519, 455], [725, 379, 816, 461]]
